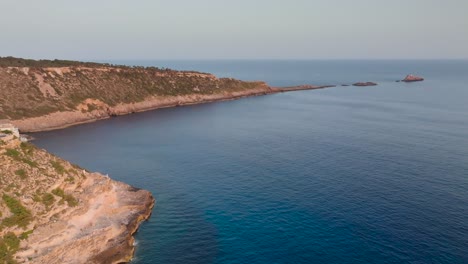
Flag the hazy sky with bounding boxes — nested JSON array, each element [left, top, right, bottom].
[[1, 0, 467, 60]]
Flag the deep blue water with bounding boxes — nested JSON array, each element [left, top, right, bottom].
[[33, 61, 468, 263]]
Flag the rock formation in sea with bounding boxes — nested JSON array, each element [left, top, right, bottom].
[[352, 82, 378, 87], [402, 74, 424, 82]]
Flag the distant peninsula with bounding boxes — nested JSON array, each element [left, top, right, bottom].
[[1, 57, 415, 133], [0, 57, 278, 132]]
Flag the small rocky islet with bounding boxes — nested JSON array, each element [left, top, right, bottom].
[[341, 74, 424, 86], [401, 74, 424, 82]]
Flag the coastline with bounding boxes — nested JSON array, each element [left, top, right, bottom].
[[12, 87, 274, 133], [13, 85, 337, 133], [1, 58, 336, 263]]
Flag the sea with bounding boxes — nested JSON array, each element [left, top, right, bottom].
[[33, 60, 468, 264]]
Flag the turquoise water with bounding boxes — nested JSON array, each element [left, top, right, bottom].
[[34, 61, 468, 263]]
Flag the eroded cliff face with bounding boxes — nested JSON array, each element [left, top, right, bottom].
[[0, 64, 273, 132], [10, 86, 273, 132], [0, 139, 154, 263]]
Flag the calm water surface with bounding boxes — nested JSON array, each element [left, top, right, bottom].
[[34, 61, 468, 263]]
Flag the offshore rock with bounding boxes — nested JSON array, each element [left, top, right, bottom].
[[402, 74, 424, 82], [352, 82, 378, 87]]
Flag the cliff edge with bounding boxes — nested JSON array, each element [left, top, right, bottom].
[[0, 138, 154, 263]]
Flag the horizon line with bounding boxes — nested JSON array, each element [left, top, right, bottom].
[[2, 55, 468, 62]]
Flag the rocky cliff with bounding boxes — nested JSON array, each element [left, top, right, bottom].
[[0, 138, 154, 263], [0, 57, 273, 132]]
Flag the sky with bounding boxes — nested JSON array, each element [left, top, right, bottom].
[[0, 0, 467, 60]]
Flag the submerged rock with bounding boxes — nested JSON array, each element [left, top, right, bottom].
[[352, 82, 378, 87], [402, 74, 424, 82]]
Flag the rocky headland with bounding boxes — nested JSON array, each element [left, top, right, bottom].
[[0, 57, 278, 132], [0, 137, 154, 263]]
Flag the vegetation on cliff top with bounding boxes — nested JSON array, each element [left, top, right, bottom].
[[0, 137, 155, 263], [0, 56, 115, 68], [0, 57, 268, 120], [0, 139, 86, 262], [0, 231, 20, 264]]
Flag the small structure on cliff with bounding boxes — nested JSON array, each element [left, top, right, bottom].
[[0, 119, 21, 140]]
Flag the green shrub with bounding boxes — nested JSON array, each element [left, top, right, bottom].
[[14, 169, 27, 179], [3, 233, 19, 252], [64, 195, 78, 207], [21, 158, 38, 168], [51, 188, 65, 197], [4, 149, 20, 159], [0, 232, 20, 263], [19, 230, 34, 240], [41, 193, 55, 207], [20, 142, 35, 155], [65, 176, 75, 183], [1, 194, 32, 228], [51, 188, 78, 207], [50, 161, 66, 174]]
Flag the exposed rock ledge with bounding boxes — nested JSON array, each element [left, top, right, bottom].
[[20, 177, 155, 264], [13, 88, 274, 133]]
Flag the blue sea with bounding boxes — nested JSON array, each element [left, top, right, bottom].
[[33, 60, 468, 264]]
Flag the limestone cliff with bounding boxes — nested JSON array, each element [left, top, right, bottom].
[[0, 57, 273, 132], [0, 138, 154, 263]]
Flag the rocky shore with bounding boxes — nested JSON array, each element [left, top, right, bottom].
[[12, 87, 275, 132]]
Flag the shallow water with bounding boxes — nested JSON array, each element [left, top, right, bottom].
[[34, 60, 468, 263]]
